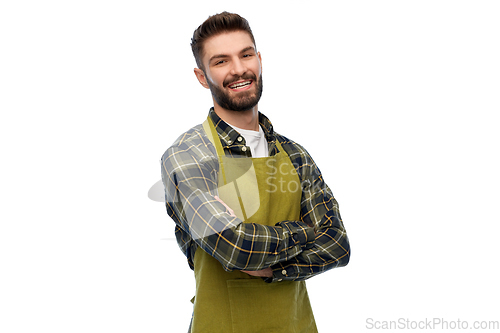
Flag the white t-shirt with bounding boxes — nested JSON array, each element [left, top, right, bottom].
[[230, 124, 269, 158]]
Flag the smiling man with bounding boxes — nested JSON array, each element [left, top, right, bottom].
[[161, 12, 350, 333]]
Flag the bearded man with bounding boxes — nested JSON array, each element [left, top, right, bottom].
[[161, 11, 350, 333]]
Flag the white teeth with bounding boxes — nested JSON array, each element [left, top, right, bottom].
[[229, 81, 251, 89]]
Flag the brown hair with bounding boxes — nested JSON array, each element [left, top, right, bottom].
[[191, 12, 256, 70]]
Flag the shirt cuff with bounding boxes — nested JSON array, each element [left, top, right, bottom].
[[262, 264, 294, 283]]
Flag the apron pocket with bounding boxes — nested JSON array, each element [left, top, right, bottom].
[[226, 278, 316, 333]]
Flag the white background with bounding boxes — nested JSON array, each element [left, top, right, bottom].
[[1, 1, 499, 332]]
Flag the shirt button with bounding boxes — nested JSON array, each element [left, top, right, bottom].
[[237, 136, 243, 142], [282, 269, 287, 275], [242, 146, 247, 152]]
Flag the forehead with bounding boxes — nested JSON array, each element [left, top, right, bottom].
[[202, 31, 255, 62]]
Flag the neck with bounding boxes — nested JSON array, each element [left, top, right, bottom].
[[213, 103, 260, 131]]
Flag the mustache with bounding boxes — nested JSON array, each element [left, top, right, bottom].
[[223, 73, 257, 87]]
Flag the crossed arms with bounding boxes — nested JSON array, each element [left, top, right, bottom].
[[161, 128, 350, 282]]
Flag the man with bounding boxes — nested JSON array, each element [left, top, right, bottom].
[[161, 12, 350, 333]]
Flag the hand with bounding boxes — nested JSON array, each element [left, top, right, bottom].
[[241, 267, 273, 278]]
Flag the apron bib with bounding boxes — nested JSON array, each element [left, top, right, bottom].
[[190, 117, 317, 333]]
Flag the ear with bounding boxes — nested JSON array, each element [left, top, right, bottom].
[[258, 51, 262, 73], [194, 68, 210, 89]]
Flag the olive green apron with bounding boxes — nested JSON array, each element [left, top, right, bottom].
[[190, 117, 317, 333]]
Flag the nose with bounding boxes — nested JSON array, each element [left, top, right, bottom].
[[230, 58, 247, 77]]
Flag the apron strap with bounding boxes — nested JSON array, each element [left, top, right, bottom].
[[273, 137, 287, 156], [203, 117, 244, 218], [202, 118, 225, 158]]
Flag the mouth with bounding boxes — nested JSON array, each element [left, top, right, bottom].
[[227, 80, 253, 91]]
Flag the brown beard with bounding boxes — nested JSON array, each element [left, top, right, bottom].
[[206, 73, 263, 112]]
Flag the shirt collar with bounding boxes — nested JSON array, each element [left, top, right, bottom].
[[208, 107, 275, 147]]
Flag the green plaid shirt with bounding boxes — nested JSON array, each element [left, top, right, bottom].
[[161, 108, 350, 282]]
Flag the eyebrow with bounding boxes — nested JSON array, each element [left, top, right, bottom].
[[208, 46, 256, 64]]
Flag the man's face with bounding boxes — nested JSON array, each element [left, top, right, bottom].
[[196, 31, 263, 112]]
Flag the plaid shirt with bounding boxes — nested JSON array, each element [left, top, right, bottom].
[[161, 108, 350, 282]]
